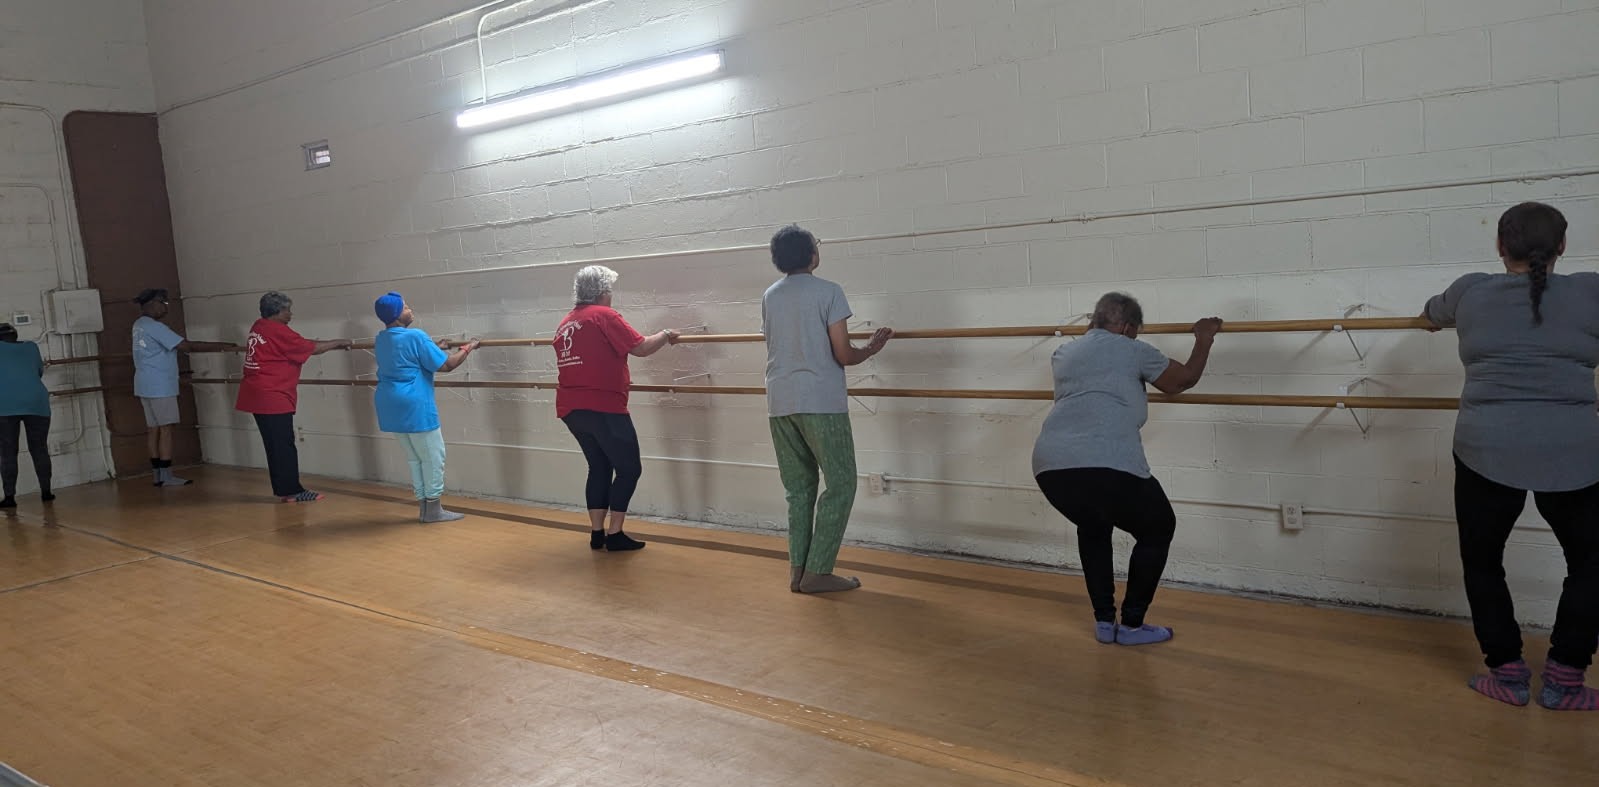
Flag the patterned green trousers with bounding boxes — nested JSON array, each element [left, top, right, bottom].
[[769, 414, 858, 574]]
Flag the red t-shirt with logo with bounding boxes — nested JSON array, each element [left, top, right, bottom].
[[555, 305, 646, 418], [235, 318, 318, 415]]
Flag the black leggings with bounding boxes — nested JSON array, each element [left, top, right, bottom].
[[1, 415, 52, 498], [1036, 467, 1177, 627], [563, 410, 643, 513], [1455, 457, 1599, 669]]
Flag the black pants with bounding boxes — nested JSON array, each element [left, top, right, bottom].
[[1037, 468, 1177, 627], [253, 413, 304, 498], [1, 415, 51, 498], [562, 410, 642, 513], [1455, 457, 1599, 669]]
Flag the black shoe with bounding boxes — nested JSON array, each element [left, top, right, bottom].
[[40, 490, 55, 503], [605, 531, 645, 551], [590, 529, 606, 550], [0, 497, 14, 509]]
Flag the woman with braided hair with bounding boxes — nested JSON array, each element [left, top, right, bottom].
[[1424, 201, 1599, 711]]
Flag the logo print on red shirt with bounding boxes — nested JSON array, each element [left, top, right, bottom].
[[556, 321, 583, 368]]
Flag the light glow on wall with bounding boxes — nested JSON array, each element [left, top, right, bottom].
[[457, 51, 724, 129]]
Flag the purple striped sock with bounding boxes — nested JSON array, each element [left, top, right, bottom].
[[1468, 660, 1530, 707], [1539, 660, 1599, 711]]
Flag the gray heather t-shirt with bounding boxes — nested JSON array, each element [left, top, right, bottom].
[[1426, 271, 1599, 492], [1032, 329, 1173, 478], [762, 273, 852, 417]]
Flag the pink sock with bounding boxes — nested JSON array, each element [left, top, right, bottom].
[[1539, 660, 1599, 711], [1469, 660, 1530, 706]]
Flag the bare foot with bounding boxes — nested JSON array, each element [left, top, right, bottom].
[[798, 573, 861, 594]]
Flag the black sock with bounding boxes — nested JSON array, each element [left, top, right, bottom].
[[590, 529, 605, 549], [150, 458, 162, 470], [605, 531, 645, 551]]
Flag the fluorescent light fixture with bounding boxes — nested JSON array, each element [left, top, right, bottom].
[[457, 51, 724, 129]]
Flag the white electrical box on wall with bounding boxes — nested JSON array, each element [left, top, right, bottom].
[[51, 289, 104, 334]]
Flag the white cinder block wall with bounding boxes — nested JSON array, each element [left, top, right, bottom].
[[145, 0, 1599, 623], [1, 0, 157, 493]]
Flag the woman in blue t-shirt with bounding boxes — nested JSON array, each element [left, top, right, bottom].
[[0, 322, 53, 508], [372, 292, 479, 523]]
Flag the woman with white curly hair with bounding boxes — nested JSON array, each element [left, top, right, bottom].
[[555, 265, 681, 551]]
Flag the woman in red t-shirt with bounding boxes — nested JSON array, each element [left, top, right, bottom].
[[556, 266, 681, 551], [235, 292, 352, 502]]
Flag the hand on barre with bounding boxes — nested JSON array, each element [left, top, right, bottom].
[[865, 327, 894, 353], [1192, 318, 1223, 342], [631, 330, 680, 357], [1418, 309, 1443, 333]]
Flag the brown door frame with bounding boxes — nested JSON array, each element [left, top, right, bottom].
[[62, 111, 200, 477]]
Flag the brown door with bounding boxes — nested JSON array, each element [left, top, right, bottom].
[[63, 111, 199, 477]]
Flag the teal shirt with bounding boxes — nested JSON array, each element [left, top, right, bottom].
[[0, 341, 50, 417]]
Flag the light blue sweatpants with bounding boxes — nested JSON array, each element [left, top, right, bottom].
[[395, 429, 446, 500]]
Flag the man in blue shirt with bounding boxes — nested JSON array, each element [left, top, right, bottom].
[[372, 292, 478, 522], [131, 288, 239, 487]]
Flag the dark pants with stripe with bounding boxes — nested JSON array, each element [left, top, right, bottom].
[[253, 413, 305, 498]]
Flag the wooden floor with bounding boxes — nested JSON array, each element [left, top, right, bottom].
[[2, 467, 1594, 786]]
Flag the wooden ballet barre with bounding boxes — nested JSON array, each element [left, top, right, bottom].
[[37, 317, 1444, 364], [166, 316, 1444, 354], [189, 378, 1460, 410]]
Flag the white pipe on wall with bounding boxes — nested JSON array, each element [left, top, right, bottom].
[[196, 423, 1492, 531], [1, 102, 115, 476], [160, 0, 542, 115], [182, 165, 1599, 301], [473, 0, 608, 106]]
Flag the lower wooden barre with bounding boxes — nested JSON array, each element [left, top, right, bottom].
[[45, 355, 119, 366], [191, 378, 1460, 410], [47, 386, 109, 397]]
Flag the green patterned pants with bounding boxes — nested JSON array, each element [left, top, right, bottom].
[[769, 414, 858, 574]]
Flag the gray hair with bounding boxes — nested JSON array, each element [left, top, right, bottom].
[[1089, 292, 1144, 330], [259, 291, 293, 319], [573, 265, 619, 305]]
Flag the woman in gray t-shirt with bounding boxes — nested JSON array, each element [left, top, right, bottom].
[[1033, 292, 1220, 647], [1423, 201, 1599, 711]]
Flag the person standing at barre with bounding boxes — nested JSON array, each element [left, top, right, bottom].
[[235, 292, 352, 503], [0, 322, 52, 508], [1423, 201, 1599, 711], [373, 292, 479, 523], [131, 287, 241, 487], [763, 224, 892, 594], [555, 265, 680, 552], [1033, 293, 1220, 645]]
